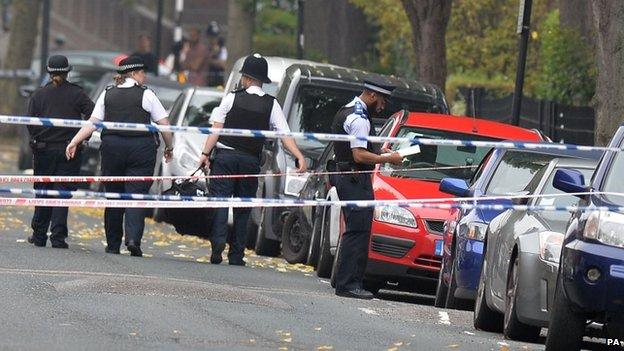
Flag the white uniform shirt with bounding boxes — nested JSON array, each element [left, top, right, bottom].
[[210, 85, 290, 149], [91, 77, 168, 122], [343, 96, 370, 149]]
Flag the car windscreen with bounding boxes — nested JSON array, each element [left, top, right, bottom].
[[380, 127, 498, 181], [485, 151, 556, 195], [182, 92, 222, 127], [602, 151, 624, 206], [288, 86, 357, 151]]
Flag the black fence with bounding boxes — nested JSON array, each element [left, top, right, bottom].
[[460, 87, 595, 146]]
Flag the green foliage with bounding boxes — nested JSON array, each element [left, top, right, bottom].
[[252, 1, 297, 57], [349, 0, 416, 79], [534, 10, 595, 105]]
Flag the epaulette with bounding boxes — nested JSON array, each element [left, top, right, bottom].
[[354, 101, 368, 118], [139, 84, 148, 90], [105, 85, 115, 91], [231, 87, 246, 94]]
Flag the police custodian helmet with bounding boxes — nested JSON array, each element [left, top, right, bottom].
[[46, 55, 73, 73], [239, 53, 271, 84]]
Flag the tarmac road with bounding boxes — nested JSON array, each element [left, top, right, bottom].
[[0, 141, 611, 350]]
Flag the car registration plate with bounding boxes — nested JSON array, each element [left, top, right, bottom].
[[435, 240, 443, 256]]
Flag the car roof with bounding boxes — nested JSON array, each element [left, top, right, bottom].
[[401, 112, 542, 141], [231, 56, 317, 84], [189, 86, 224, 96], [499, 146, 603, 160]]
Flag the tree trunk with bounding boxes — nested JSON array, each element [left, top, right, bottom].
[[0, 0, 40, 137], [401, 0, 452, 91], [225, 0, 255, 75], [592, 1, 624, 146], [559, 0, 594, 45]]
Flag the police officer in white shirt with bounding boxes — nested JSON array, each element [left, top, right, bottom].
[[198, 53, 306, 266], [66, 56, 174, 257]]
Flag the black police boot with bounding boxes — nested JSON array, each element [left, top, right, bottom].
[[126, 241, 143, 257], [210, 242, 225, 264], [228, 258, 246, 266], [28, 235, 46, 247], [105, 246, 120, 254], [335, 288, 375, 300], [51, 240, 69, 249]]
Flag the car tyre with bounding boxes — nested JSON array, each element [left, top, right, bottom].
[[474, 256, 503, 332], [254, 208, 281, 257], [282, 212, 310, 264], [503, 254, 540, 342], [434, 264, 449, 308], [316, 206, 333, 278], [446, 243, 473, 310], [306, 208, 323, 268], [544, 271, 585, 351]]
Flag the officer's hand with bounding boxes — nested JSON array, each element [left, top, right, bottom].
[[163, 148, 173, 163], [198, 154, 210, 171], [381, 146, 393, 154], [295, 156, 307, 173], [65, 142, 77, 160], [386, 152, 403, 165]]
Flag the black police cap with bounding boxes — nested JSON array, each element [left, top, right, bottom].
[[46, 55, 72, 73], [239, 53, 271, 84], [117, 55, 146, 74], [363, 76, 396, 97]]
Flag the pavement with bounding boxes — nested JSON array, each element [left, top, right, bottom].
[[0, 140, 611, 350]]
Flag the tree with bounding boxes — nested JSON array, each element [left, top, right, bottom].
[[226, 0, 256, 74], [591, 1, 624, 146], [559, 0, 593, 44], [400, 0, 453, 90], [0, 0, 40, 137]]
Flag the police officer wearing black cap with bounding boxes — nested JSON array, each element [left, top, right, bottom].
[[198, 53, 307, 266], [331, 77, 403, 299], [66, 56, 174, 257], [27, 55, 95, 248]]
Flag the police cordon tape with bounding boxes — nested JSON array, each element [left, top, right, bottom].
[[0, 186, 622, 211], [2, 195, 624, 213], [0, 165, 477, 183], [0, 115, 618, 152]]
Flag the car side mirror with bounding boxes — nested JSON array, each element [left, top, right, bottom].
[[553, 169, 588, 196], [440, 178, 470, 197]]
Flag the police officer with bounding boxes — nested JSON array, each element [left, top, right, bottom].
[[198, 53, 306, 266], [331, 77, 403, 299], [27, 55, 95, 248], [66, 56, 174, 257]]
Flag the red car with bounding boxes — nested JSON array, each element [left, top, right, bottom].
[[324, 111, 545, 294]]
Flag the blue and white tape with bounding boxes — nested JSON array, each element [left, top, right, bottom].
[[0, 115, 617, 152], [1, 187, 623, 212]]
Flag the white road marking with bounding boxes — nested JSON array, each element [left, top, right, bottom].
[[358, 307, 379, 315], [438, 311, 451, 325], [463, 331, 475, 335]]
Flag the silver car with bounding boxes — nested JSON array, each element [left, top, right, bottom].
[[474, 157, 597, 341]]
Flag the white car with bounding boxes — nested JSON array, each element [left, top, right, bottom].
[[152, 86, 223, 221]]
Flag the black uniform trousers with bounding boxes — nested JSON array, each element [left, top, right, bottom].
[[334, 172, 375, 292], [100, 135, 156, 250], [31, 144, 82, 245], [208, 149, 260, 262]]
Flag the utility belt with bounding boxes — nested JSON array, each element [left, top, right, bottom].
[[336, 161, 374, 172]]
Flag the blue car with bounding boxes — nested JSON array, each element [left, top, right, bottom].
[[435, 147, 601, 310], [545, 128, 624, 350]]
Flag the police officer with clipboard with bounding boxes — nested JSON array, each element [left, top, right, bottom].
[[27, 55, 95, 248], [198, 53, 307, 266], [66, 56, 174, 257], [331, 77, 402, 299]]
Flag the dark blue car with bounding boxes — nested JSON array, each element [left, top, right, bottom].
[[435, 146, 602, 310], [546, 128, 624, 350]]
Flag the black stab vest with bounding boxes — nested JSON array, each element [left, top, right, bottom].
[[330, 103, 377, 171], [219, 90, 274, 158], [102, 85, 152, 137]]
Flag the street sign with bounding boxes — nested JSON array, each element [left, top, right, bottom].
[[517, 0, 526, 34]]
